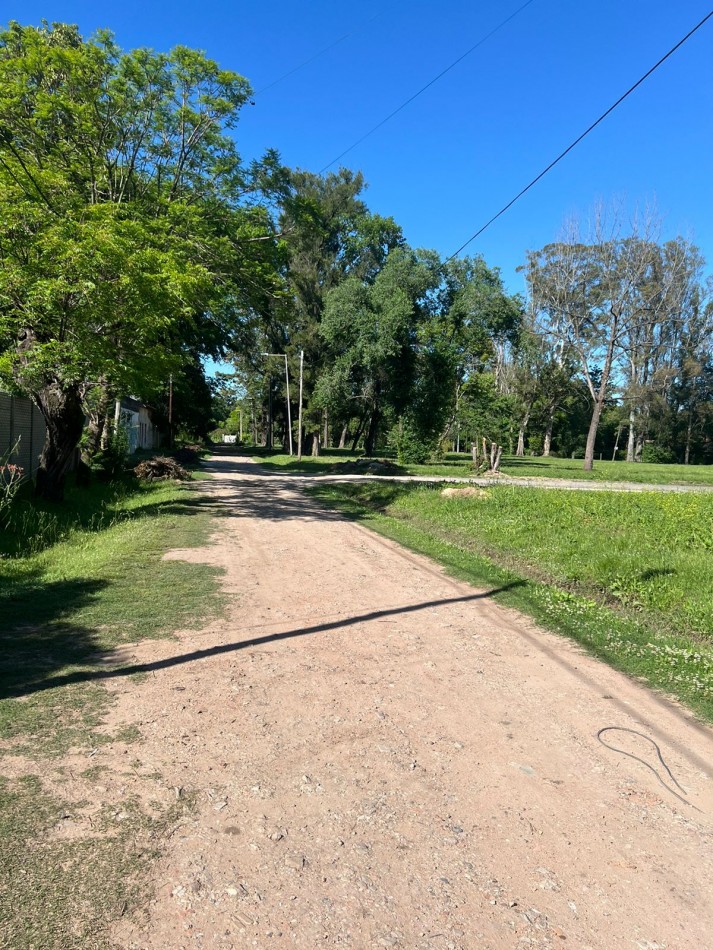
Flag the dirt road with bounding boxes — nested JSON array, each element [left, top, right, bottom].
[[109, 455, 713, 949]]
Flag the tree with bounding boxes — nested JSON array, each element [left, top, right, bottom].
[[668, 287, 713, 463], [526, 214, 664, 471], [277, 169, 403, 449], [318, 247, 440, 456], [0, 22, 280, 497], [618, 237, 704, 461], [433, 256, 522, 452]]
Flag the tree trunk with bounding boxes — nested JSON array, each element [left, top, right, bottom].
[[363, 406, 380, 457], [583, 307, 618, 472], [323, 410, 329, 450], [494, 341, 506, 393], [338, 424, 348, 450], [543, 404, 555, 457], [583, 397, 605, 472], [82, 385, 112, 466], [626, 408, 636, 462], [684, 411, 693, 465], [34, 383, 85, 501], [100, 409, 112, 451], [492, 444, 503, 473], [350, 413, 367, 452], [612, 423, 623, 461], [516, 407, 531, 457], [311, 433, 320, 457]]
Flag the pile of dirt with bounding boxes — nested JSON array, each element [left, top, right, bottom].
[[441, 486, 490, 498], [133, 456, 191, 482], [331, 458, 404, 476]]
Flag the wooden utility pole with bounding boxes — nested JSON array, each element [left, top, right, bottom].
[[168, 374, 173, 449], [284, 355, 293, 456], [297, 350, 304, 461]]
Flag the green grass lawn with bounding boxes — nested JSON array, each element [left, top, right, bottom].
[[251, 446, 713, 486], [307, 481, 713, 721], [0, 473, 222, 949], [251, 446, 361, 474]]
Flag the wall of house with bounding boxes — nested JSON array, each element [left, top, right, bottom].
[[0, 392, 47, 478]]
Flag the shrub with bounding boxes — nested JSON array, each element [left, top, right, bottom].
[[641, 444, 677, 464], [390, 418, 438, 464]]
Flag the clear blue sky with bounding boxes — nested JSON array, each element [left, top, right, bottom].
[[13, 0, 713, 297]]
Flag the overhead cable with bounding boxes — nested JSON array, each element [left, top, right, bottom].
[[256, 7, 390, 96], [320, 0, 538, 173], [444, 8, 713, 262]]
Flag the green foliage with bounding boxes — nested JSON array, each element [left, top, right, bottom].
[[390, 418, 433, 464], [0, 21, 284, 494], [641, 444, 677, 464], [319, 246, 443, 453], [95, 422, 131, 481]]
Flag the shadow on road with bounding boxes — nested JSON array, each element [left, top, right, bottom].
[[6, 584, 525, 698]]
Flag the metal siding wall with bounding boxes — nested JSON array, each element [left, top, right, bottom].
[[0, 393, 11, 458], [0, 394, 48, 477], [13, 399, 33, 474]]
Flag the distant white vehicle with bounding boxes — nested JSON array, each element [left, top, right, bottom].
[[222, 434, 237, 444]]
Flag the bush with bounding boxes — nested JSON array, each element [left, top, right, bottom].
[[641, 444, 677, 464], [95, 424, 131, 480], [528, 434, 544, 456], [390, 419, 438, 465]]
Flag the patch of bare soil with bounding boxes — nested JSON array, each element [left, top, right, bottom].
[[93, 455, 713, 949]]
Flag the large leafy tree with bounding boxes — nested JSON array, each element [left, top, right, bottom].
[[318, 247, 442, 456], [0, 22, 280, 497], [228, 169, 403, 451], [434, 256, 522, 450]]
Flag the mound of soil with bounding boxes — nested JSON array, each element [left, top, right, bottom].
[[134, 456, 191, 481], [441, 486, 489, 498], [331, 458, 404, 476]]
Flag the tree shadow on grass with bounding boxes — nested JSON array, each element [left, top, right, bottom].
[[0, 574, 109, 700], [499, 458, 553, 470], [639, 567, 676, 582]]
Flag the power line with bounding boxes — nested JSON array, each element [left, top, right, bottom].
[[255, 8, 390, 96], [319, 0, 538, 174], [444, 8, 713, 263]]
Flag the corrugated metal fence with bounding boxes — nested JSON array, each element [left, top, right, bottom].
[[0, 393, 47, 478]]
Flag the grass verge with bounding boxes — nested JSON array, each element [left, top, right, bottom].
[[0, 474, 222, 948], [252, 447, 713, 486], [306, 481, 713, 722]]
